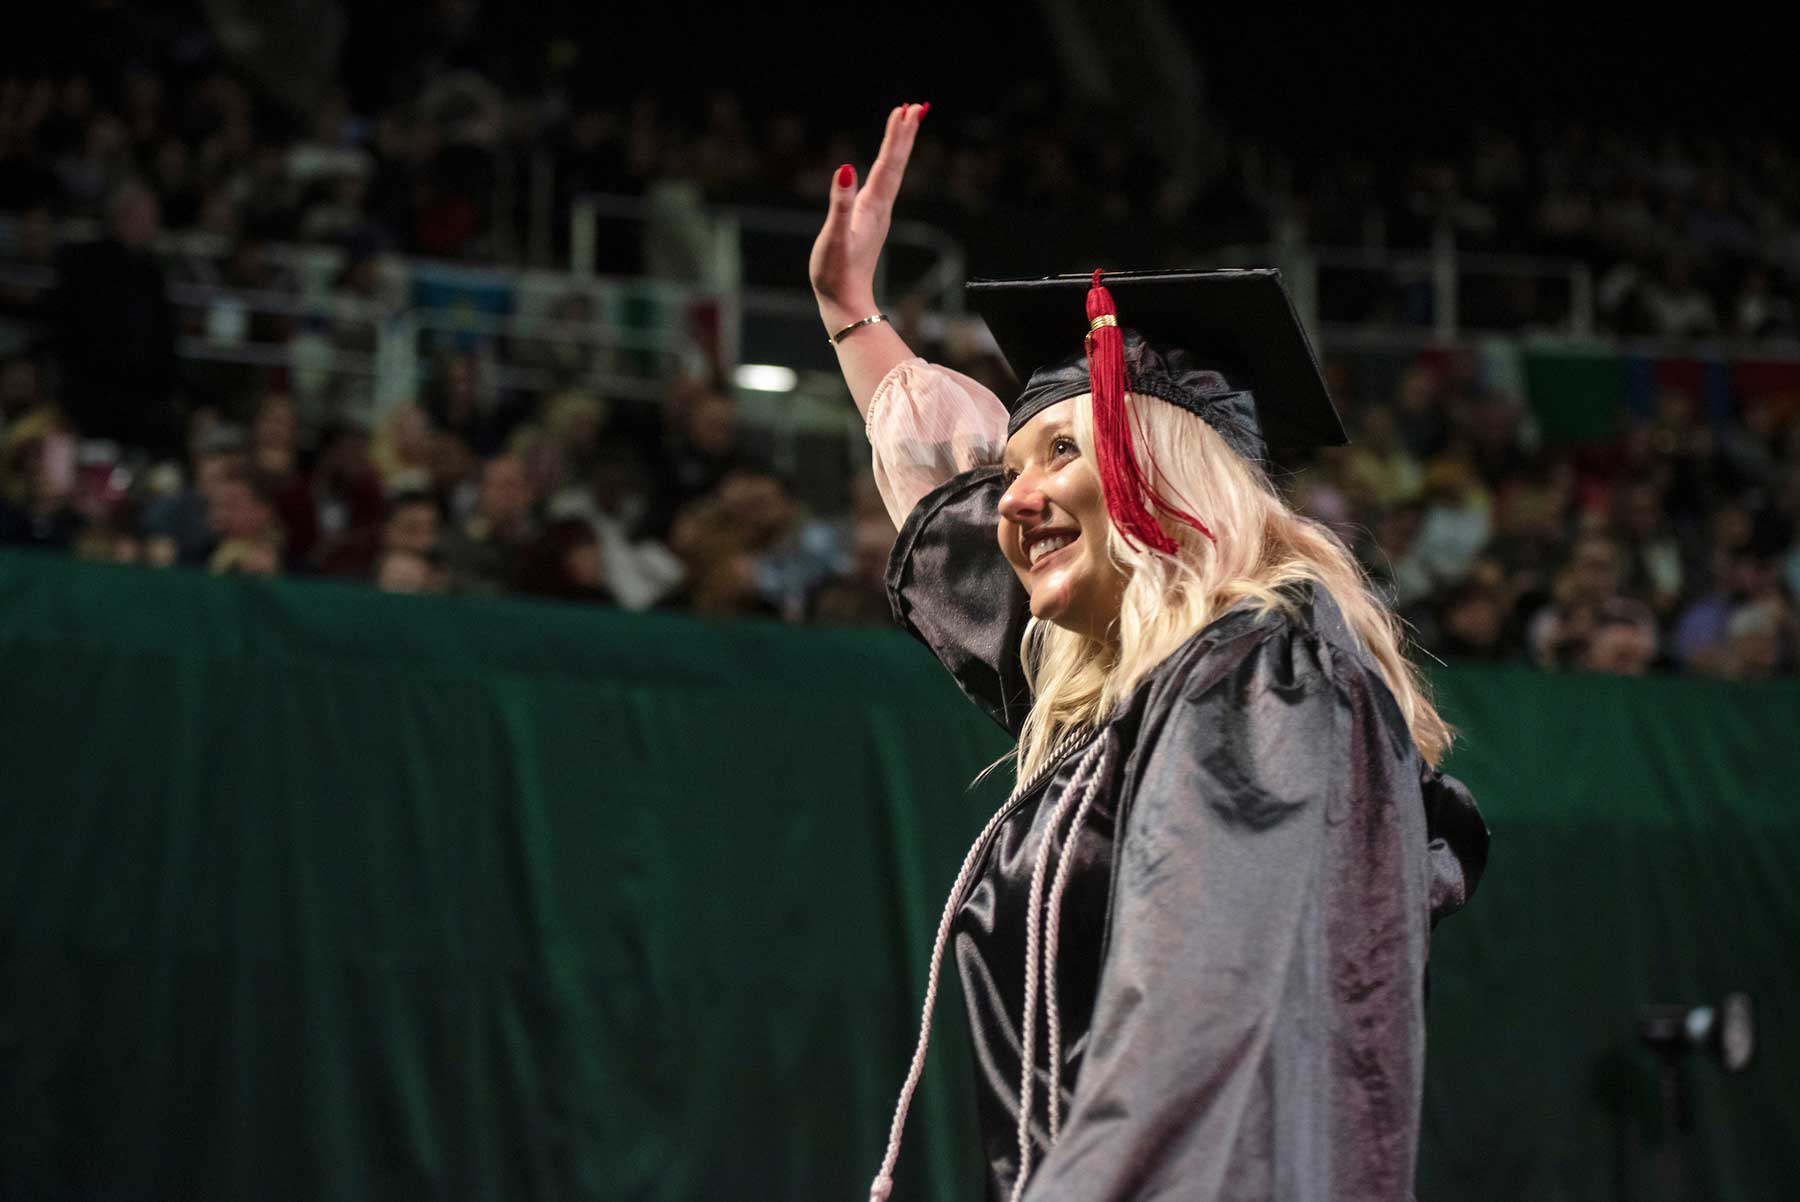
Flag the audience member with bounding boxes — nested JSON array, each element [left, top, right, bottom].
[[667, 469, 790, 616], [1611, 480, 1685, 616], [1341, 404, 1422, 510], [1672, 548, 1785, 674], [205, 468, 283, 577], [1578, 598, 1660, 675], [318, 486, 438, 579], [1433, 582, 1515, 662], [0, 354, 46, 430], [442, 452, 538, 594], [510, 517, 612, 602], [645, 387, 753, 536], [812, 476, 897, 624], [0, 407, 82, 549], [543, 441, 685, 610], [248, 392, 321, 566], [308, 419, 387, 562], [376, 547, 447, 595], [138, 420, 248, 566], [53, 180, 179, 456], [371, 403, 437, 492]]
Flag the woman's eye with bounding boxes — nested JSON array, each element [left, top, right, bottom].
[[1053, 437, 1077, 458]]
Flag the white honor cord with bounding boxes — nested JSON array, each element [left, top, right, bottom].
[[1041, 748, 1108, 1143], [866, 728, 1094, 1202], [1009, 740, 1110, 1202]]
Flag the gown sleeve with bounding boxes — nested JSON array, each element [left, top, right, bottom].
[[1022, 623, 1432, 1202], [873, 358, 1033, 734], [865, 356, 1010, 528]]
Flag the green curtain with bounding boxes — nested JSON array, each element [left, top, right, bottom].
[[1, 550, 1795, 1201]]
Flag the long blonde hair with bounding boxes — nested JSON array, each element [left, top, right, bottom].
[[1013, 393, 1451, 781]]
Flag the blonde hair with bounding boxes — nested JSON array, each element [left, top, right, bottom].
[[1013, 393, 1451, 782]]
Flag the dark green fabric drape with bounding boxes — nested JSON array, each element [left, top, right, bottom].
[[1, 550, 1795, 1201]]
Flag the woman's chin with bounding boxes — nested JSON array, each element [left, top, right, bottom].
[[1026, 571, 1077, 624], [1025, 553, 1125, 636]]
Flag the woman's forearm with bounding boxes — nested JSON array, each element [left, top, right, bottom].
[[823, 302, 917, 419]]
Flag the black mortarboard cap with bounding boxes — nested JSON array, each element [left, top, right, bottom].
[[966, 268, 1347, 466]]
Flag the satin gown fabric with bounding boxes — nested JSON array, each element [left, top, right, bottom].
[[885, 466, 1489, 1202]]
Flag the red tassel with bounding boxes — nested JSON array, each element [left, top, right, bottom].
[[1084, 269, 1215, 553]]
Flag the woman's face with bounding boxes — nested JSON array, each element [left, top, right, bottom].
[[997, 399, 1126, 637]]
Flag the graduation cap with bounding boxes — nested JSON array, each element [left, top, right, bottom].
[[966, 268, 1347, 554]]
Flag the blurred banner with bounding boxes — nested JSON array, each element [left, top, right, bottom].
[[1, 550, 1796, 1202]]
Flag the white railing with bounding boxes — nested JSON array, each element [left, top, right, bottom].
[[1217, 216, 1599, 343], [9, 207, 1800, 513], [0, 236, 720, 431], [568, 191, 967, 334]]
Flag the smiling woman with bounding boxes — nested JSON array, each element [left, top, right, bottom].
[[996, 407, 1123, 636], [810, 108, 1490, 1202]]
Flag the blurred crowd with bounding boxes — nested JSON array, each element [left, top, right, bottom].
[[7, 38, 1800, 335], [902, 331, 1800, 680], [0, 17, 1798, 675], [1275, 126, 1800, 338], [5, 301, 1797, 675], [0, 66, 508, 262], [1324, 369, 1800, 680], [0, 338, 896, 621]]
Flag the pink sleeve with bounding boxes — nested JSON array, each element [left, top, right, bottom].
[[866, 357, 1009, 528]]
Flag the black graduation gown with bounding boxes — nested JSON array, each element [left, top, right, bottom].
[[886, 465, 1490, 1202]]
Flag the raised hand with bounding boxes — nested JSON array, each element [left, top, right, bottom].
[[810, 103, 928, 333]]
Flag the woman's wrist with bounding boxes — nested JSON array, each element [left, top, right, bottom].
[[826, 313, 892, 346], [817, 294, 881, 336]]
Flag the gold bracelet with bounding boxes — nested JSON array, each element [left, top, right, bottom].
[[828, 313, 889, 345]]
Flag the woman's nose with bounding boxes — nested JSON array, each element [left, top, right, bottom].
[[998, 470, 1045, 525]]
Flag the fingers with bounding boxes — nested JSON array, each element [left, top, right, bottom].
[[811, 103, 927, 301], [882, 102, 906, 153], [816, 160, 858, 246], [861, 102, 927, 214]]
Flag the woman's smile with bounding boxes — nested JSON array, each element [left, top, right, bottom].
[[1023, 527, 1081, 570]]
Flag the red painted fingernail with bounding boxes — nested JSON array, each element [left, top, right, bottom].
[[836, 163, 854, 188], [918, 102, 930, 118]]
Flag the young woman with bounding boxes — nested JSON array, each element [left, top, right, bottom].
[[812, 104, 1489, 1202]]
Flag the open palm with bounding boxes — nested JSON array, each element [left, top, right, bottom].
[[810, 103, 927, 326]]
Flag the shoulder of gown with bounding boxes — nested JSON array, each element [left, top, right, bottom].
[[1126, 581, 1490, 926], [1020, 598, 1416, 1201], [1022, 585, 1488, 1201]]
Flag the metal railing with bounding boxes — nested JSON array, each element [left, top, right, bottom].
[[1218, 217, 1599, 343], [0, 237, 720, 432], [568, 191, 967, 353], [10, 206, 1800, 516], [570, 197, 1620, 347]]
